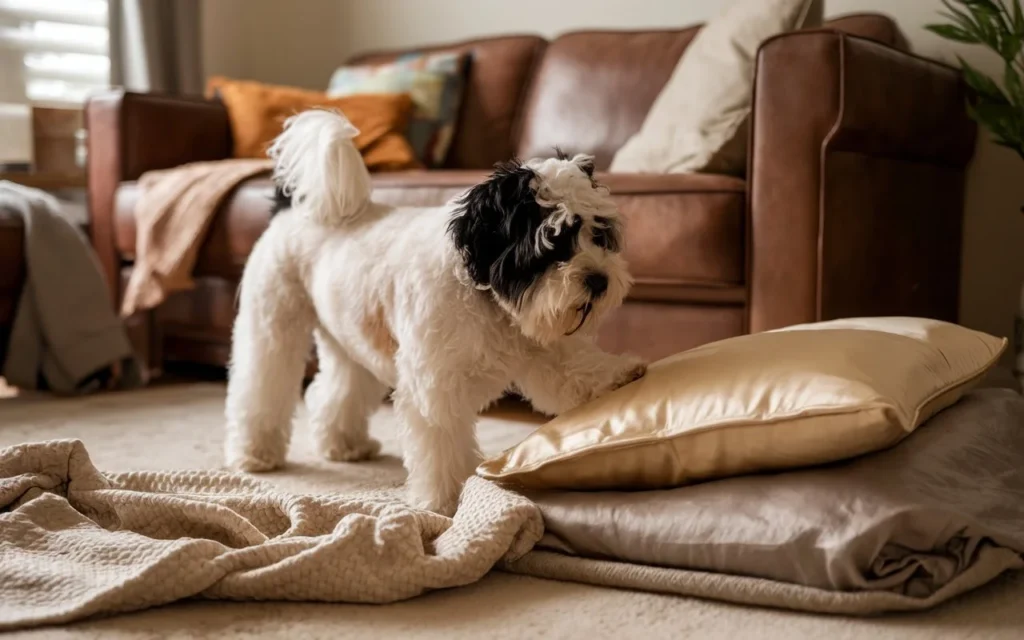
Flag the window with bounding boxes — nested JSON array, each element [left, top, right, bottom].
[[0, 0, 109, 106]]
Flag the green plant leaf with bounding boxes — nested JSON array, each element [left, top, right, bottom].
[[926, 23, 981, 42], [960, 56, 1012, 103], [941, 0, 984, 35], [983, 1, 1024, 58], [970, 100, 1017, 124], [961, 0, 1002, 10], [993, 138, 1024, 161], [1001, 34, 1024, 59], [968, 5, 1003, 49], [968, 100, 1022, 150], [938, 2, 1024, 159], [992, 5, 1024, 61], [1013, 0, 1024, 36], [1004, 62, 1024, 106], [939, 0, 1000, 51]]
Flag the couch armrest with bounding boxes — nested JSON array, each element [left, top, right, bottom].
[[86, 90, 231, 303], [748, 31, 976, 333]]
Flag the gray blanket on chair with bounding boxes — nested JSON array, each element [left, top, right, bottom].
[[0, 181, 142, 393]]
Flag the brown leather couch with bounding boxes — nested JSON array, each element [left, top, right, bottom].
[[85, 14, 976, 375]]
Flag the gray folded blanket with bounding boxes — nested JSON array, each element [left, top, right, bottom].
[[0, 181, 143, 393], [514, 388, 1024, 614]]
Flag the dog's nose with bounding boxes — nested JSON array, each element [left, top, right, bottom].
[[584, 273, 608, 297]]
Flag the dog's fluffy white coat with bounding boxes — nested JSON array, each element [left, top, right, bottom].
[[225, 110, 644, 514]]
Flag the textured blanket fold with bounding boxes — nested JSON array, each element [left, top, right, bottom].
[[0, 440, 543, 631], [120, 159, 273, 317]]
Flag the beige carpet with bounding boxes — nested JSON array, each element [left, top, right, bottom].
[[1, 383, 1023, 639]]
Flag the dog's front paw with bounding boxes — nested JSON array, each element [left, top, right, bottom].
[[407, 485, 459, 517], [566, 357, 648, 410], [225, 424, 288, 473], [593, 355, 647, 395], [226, 452, 285, 473], [322, 436, 382, 463], [612, 361, 647, 390], [405, 470, 466, 517]]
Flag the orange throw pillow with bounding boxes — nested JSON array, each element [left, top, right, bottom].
[[206, 76, 420, 171]]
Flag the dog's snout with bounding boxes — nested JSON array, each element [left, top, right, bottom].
[[584, 272, 608, 297]]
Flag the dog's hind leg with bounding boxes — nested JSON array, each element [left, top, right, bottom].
[[224, 234, 315, 472], [306, 330, 386, 462]]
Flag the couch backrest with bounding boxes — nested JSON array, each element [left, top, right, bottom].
[[515, 13, 908, 168], [345, 14, 906, 170], [515, 27, 701, 168], [346, 35, 546, 169]]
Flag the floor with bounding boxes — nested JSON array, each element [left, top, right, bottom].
[[2, 377, 1023, 639]]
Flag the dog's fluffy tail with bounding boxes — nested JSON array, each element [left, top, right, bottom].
[[267, 109, 372, 226]]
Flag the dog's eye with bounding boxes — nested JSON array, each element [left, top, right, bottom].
[[592, 227, 610, 248]]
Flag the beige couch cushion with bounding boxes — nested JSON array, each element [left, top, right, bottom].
[[610, 0, 823, 175]]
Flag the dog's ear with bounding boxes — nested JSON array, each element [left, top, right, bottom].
[[573, 154, 595, 178], [552, 147, 594, 178], [448, 159, 539, 290]]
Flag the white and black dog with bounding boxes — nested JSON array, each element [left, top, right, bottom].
[[224, 109, 645, 514]]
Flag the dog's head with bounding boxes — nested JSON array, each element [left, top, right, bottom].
[[448, 151, 631, 345]]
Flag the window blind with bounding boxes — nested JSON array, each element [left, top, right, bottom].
[[0, 0, 109, 105]]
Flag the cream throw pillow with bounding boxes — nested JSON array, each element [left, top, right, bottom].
[[609, 0, 823, 175], [477, 317, 1006, 491]]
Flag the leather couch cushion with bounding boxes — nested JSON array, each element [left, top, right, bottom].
[[114, 172, 745, 294], [347, 36, 547, 170], [373, 172, 747, 287]]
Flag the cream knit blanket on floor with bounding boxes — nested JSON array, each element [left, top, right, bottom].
[[0, 440, 543, 631]]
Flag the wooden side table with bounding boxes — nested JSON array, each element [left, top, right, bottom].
[[0, 172, 87, 190], [0, 172, 89, 231]]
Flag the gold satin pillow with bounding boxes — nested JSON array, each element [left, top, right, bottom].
[[477, 317, 1006, 491], [205, 76, 420, 170]]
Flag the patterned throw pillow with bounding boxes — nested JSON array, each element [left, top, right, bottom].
[[327, 52, 468, 167]]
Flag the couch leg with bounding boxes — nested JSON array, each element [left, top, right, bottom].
[[124, 310, 163, 380]]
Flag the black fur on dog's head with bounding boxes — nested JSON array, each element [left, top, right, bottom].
[[448, 158, 580, 307], [269, 185, 293, 216], [448, 153, 629, 343]]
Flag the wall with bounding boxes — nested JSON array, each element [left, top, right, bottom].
[[201, 0, 349, 89], [202, 0, 1024, 347]]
